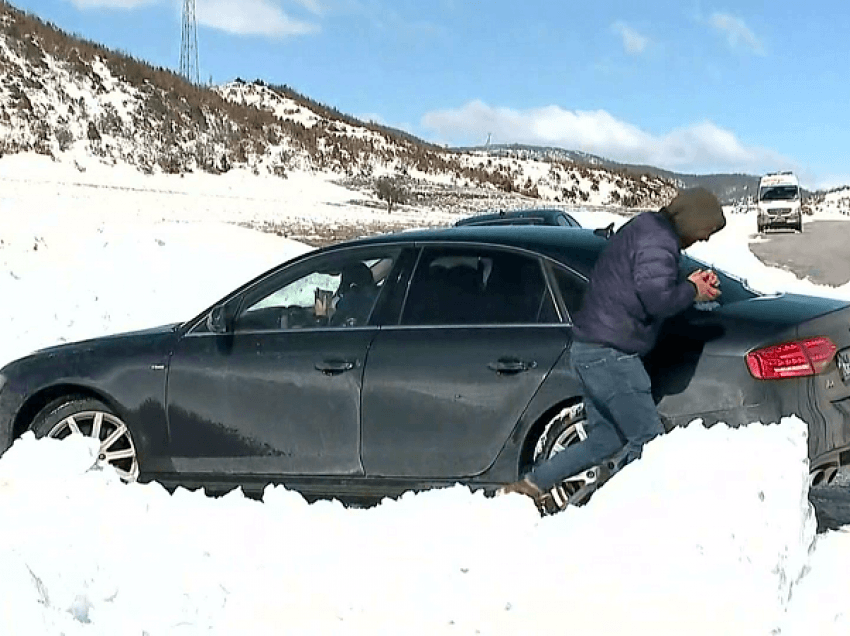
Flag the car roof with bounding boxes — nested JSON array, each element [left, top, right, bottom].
[[455, 208, 577, 226], [336, 225, 608, 269]]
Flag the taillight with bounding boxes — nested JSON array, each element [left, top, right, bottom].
[[746, 336, 838, 379]]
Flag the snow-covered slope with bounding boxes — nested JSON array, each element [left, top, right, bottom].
[[0, 1, 675, 209], [818, 187, 850, 214]]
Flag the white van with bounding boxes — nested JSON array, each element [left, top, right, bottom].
[[757, 172, 803, 233]]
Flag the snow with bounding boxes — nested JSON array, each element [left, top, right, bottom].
[[819, 187, 850, 214], [0, 152, 849, 635]]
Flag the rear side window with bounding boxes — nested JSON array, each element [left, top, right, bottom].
[[551, 266, 587, 320], [401, 247, 556, 325]]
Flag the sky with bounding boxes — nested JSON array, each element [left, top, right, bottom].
[[6, 0, 850, 188], [1, 152, 850, 634]]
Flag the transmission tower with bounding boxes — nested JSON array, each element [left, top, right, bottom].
[[179, 0, 199, 84]]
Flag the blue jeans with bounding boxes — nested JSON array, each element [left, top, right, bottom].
[[528, 340, 664, 491]]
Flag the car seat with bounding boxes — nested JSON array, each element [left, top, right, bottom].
[[331, 263, 379, 326]]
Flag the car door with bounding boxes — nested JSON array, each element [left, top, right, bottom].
[[360, 244, 571, 478], [164, 246, 401, 477]]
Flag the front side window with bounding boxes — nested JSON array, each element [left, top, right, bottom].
[[401, 247, 556, 325], [235, 249, 398, 331]]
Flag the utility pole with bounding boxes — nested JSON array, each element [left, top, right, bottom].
[[180, 0, 199, 84]]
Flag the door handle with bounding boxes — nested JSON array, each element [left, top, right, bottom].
[[315, 359, 356, 375], [487, 358, 537, 374]]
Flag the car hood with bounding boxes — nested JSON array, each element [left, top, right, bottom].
[[718, 293, 850, 327], [18, 323, 182, 359]]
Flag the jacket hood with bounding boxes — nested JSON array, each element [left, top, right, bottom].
[[662, 188, 726, 243]]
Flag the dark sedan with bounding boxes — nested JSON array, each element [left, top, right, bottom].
[[1, 226, 849, 503], [455, 208, 582, 228]]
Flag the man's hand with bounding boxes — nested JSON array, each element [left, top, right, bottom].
[[688, 269, 721, 302]]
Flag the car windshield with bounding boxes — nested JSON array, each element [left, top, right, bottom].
[[680, 255, 760, 305], [759, 185, 799, 202]]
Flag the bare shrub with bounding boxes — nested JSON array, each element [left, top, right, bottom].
[[86, 121, 101, 141], [54, 125, 74, 150], [376, 176, 407, 213]]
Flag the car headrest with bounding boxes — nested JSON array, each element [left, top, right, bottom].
[[341, 263, 375, 291]]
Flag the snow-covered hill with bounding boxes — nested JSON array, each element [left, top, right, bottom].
[[0, 0, 675, 211], [818, 187, 850, 214]]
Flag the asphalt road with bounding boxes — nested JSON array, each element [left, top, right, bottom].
[[749, 219, 850, 287], [749, 220, 850, 531]]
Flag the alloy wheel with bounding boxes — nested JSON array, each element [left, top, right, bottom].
[[532, 403, 594, 505], [46, 410, 139, 482]]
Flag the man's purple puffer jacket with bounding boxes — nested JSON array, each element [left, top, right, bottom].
[[572, 211, 696, 356]]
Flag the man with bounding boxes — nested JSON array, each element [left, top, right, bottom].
[[501, 187, 726, 510]]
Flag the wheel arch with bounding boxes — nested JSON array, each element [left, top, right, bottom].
[[12, 384, 121, 441], [517, 397, 584, 474]]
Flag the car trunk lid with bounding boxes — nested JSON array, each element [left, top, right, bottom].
[[717, 292, 850, 329]]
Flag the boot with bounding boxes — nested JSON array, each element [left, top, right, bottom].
[[498, 476, 560, 515], [498, 476, 543, 498]]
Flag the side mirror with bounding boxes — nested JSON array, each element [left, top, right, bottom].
[[206, 304, 231, 334], [593, 223, 615, 239]]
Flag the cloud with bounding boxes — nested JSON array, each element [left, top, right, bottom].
[[421, 101, 788, 174], [292, 0, 325, 14], [197, 0, 320, 37], [67, 0, 158, 8], [708, 13, 765, 55], [804, 172, 850, 192], [611, 21, 649, 55], [66, 0, 321, 37]]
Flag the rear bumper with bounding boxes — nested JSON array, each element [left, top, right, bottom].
[[663, 398, 850, 481], [656, 347, 850, 478]]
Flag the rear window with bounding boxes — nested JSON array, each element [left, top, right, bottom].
[[547, 237, 759, 307], [680, 256, 760, 305], [469, 217, 545, 226], [556, 214, 581, 227]]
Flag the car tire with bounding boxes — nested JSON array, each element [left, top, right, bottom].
[[531, 402, 588, 465], [529, 402, 599, 505], [30, 397, 140, 482]]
